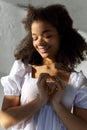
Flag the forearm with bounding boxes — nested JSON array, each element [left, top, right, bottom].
[[52, 102, 87, 130], [0, 96, 42, 129]]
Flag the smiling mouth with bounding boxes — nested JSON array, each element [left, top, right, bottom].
[[39, 46, 50, 53]]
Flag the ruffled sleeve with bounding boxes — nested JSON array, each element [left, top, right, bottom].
[[0, 60, 27, 96], [74, 71, 87, 109]]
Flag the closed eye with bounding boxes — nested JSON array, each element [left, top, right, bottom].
[[45, 35, 52, 38], [43, 33, 53, 39], [32, 37, 38, 41]]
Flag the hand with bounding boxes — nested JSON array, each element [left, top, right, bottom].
[[50, 77, 66, 105], [46, 76, 58, 96], [37, 73, 50, 106]]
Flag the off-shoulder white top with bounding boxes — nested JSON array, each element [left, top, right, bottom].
[[1, 60, 87, 130]]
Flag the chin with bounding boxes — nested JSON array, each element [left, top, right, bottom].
[[41, 55, 48, 58], [41, 54, 52, 59], [39, 52, 48, 56]]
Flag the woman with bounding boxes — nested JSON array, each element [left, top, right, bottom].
[[0, 4, 87, 130]]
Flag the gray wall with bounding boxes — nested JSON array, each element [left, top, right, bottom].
[[0, 0, 26, 75], [2, 0, 87, 32], [0, 0, 87, 130]]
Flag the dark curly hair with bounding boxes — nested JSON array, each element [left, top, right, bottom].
[[14, 4, 87, 71]]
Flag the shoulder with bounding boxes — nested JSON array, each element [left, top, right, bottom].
[[69, 71, 87, 89], [72, 71, 87, 109], [1, 59, 31, 86], [0, 60, 32, 95], [9, 60, 28, 77]]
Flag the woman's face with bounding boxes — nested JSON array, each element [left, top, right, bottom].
[[31, 20, 60, 59]]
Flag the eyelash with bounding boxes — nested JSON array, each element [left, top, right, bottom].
[[45, 35, 52, 38], [32, 35, 53, 41]]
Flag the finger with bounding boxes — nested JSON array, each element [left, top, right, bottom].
[[37, 73, 50, 85], [55, 77, 66, 89], [56, 76, 67, 86], [39, 73, 49, 79], [53, 79, 65, 92]]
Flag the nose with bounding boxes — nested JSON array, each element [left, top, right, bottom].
[[37, 36, 45, 46]]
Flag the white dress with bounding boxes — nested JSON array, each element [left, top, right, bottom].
[[1, 60, 87, 130]]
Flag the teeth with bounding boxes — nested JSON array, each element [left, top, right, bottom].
[[39, 46, 49, 52], [40, 47, 49, 50]]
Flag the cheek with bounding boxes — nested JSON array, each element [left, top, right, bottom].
[[52, 39, 60, 49], [53, 44, 59, 53], [51, 40, 60, 54], [33, 42, 37, 49]]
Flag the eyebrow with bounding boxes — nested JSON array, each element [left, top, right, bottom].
[[42, 29, 52, 34], [32, 29, 52, 36]]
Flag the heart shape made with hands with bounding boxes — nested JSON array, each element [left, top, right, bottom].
[[45, 71, 70, 96], [46, 76, 58, 96]]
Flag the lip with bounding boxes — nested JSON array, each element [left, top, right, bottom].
[[38, 46, 50, 53]]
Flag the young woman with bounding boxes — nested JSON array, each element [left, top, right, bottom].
[[0, 4, 87, 130]]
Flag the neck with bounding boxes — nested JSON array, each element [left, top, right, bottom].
[[43, 58, 57, 66]]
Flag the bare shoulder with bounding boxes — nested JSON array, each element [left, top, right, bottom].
[[73, 106, 87, 122], [1, 96, 20, 111]]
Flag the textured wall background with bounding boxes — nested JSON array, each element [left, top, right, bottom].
[[2, 0, 87, 31], [0, 0, 26, 75]]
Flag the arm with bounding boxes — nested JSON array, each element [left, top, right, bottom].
[[0, 73, 49, 129], [52, 101, 87, 130], [0, 95, 43, 129], [51, 78, 87, 130]]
